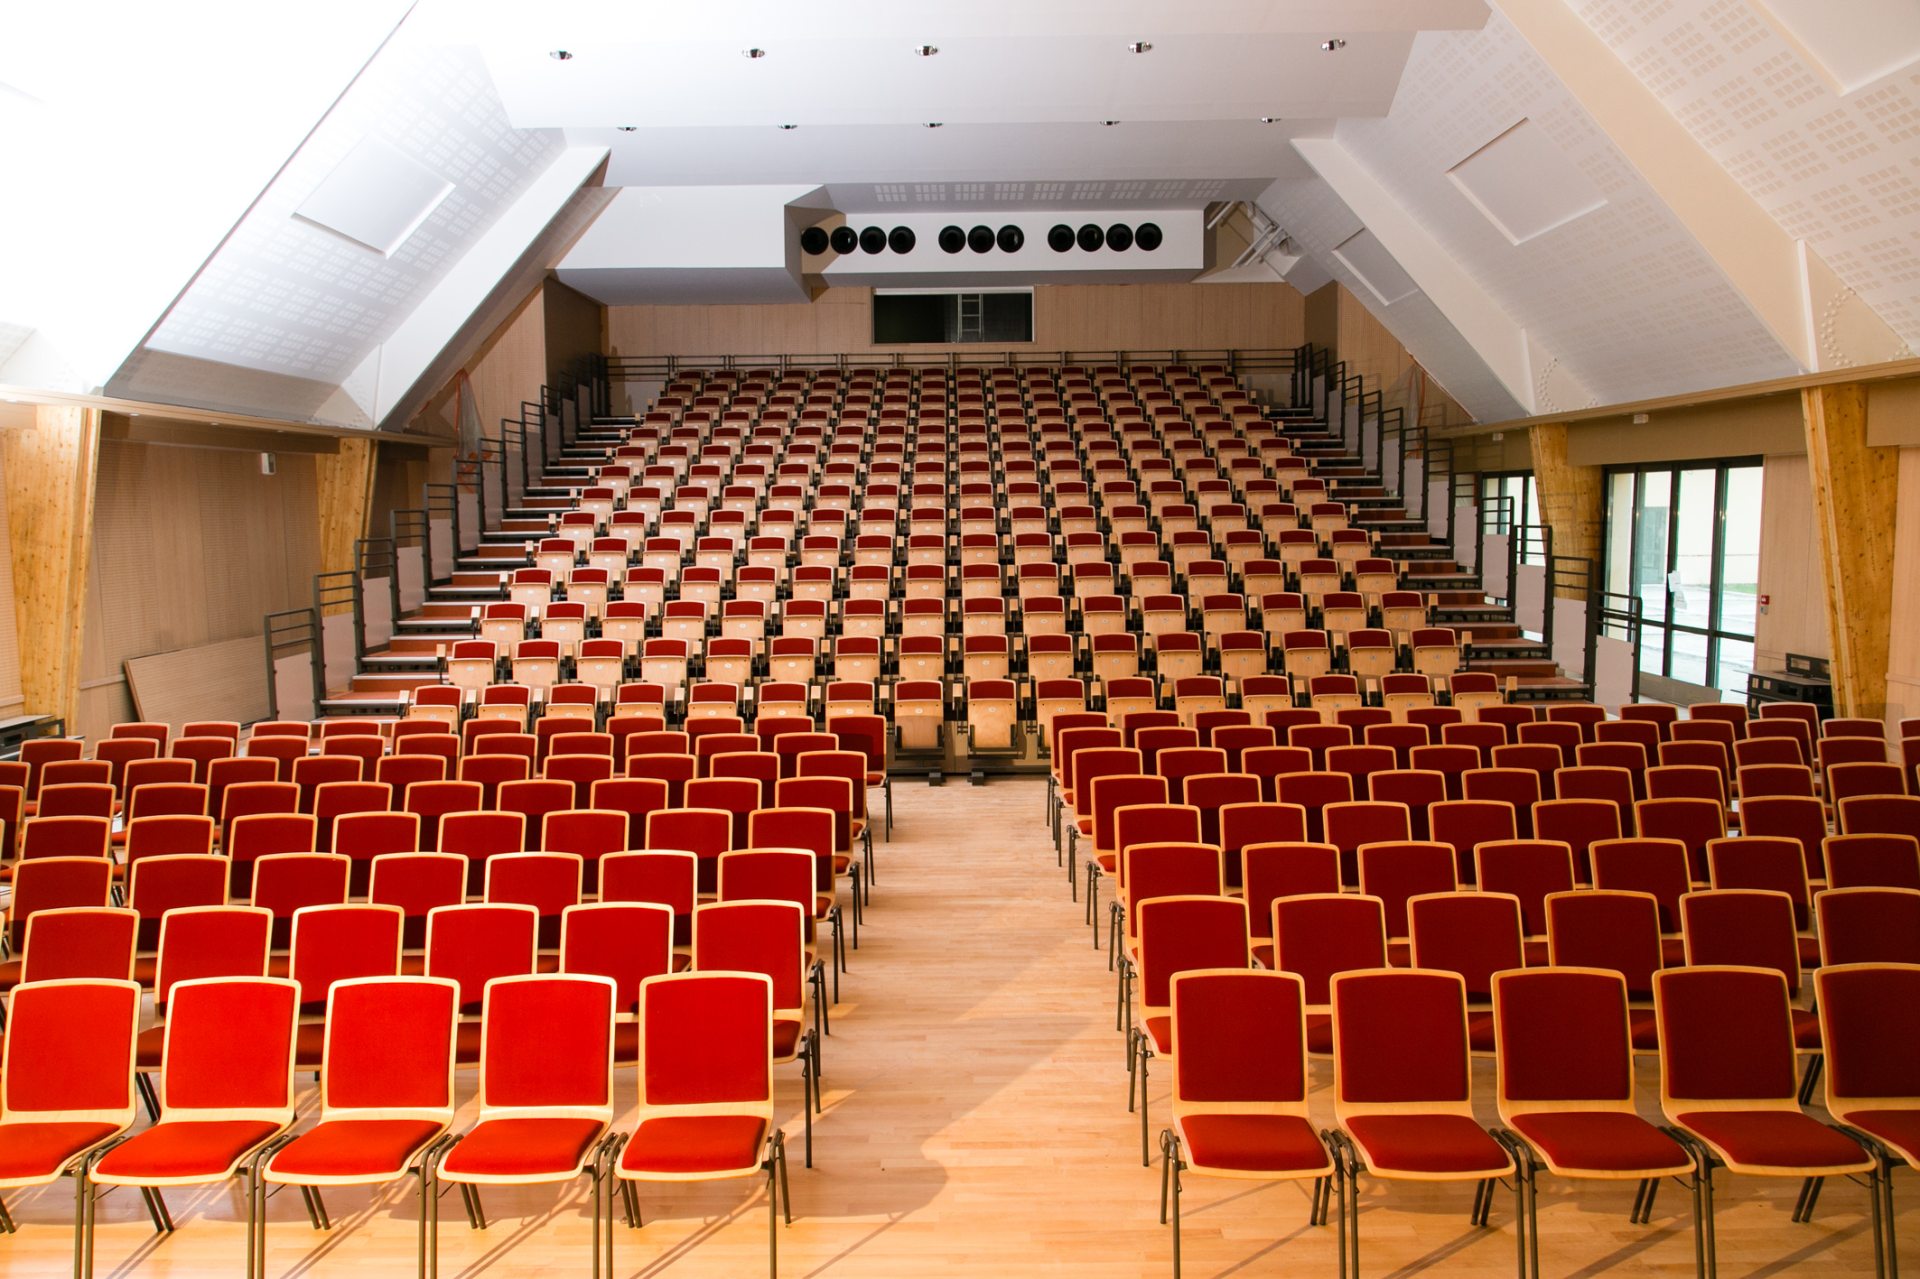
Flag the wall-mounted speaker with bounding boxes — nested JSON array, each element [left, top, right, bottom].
[[259, 452, 278, 477], [996, 225, 1024, 252], [799, 226, 830, 255], [1105, 223, 1133, 252], [1048, 224, 1075, 253], [939, 225, 966, 253], [967, 225, 994, 253], [1076, 223, 1105, 252], [830, 226, 858, 254], [888, 226, 916, 254], [859, 227, 886, 254], [1135, 222, 1163, 251]]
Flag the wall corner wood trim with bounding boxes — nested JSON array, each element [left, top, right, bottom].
[[1, 405, 101, 727], [1528, 422, 1604, 600], [1802, 384, 1898, 718], [314, 436, 377, 613]]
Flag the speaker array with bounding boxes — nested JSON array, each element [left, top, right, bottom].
[[803, 220, 1162, 256]]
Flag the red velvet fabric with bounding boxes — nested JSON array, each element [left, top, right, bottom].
[[0, 1122, 121, 1178], [619, 1115, 768, 1175], [1843, 1110, 1920, 1164], [95, 1120, 283, 1179], [1510, 1113, 1689, 1173], [1345, 1115, 1508, 1174], [269, 1119, 443, 1177], [440, 1118, 605, 1177], [1180, 1114, 1329, 1174], [1675, 1111, 1869, 1170]]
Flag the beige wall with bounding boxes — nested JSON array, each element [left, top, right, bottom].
[[543, 280, 605, 388], [605, 282, 1305, 361], [77, 441, 321, 740]]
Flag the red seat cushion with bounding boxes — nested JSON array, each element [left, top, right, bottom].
[[135, 1024, 166, 1071], [1841, 1110, 1920, 1166], [1179, 1114, 1331, 1174], [1675, 1111, 1872, 1171], [1629, 1011, 1659, 1053], [1252, 942, 1274, 970], [1305, 1013, 1333, 1057], [0, 1122, 122, 1180], [269, 1120, 444, 1179], [1143, 1015, 1171, 1055], [440, 1118, 606, 1180], [1345, 1115, 1511, 1175], [773, 1020, 803, 1061], [1791, 1010, 1822, 1052], [455, 1022, 484, 1066], [1510, 1113, 1691, 1174], [295, 1023, 328, 1071], [618, 1115, 768, 1176], [1096, 854, 1116, 873], [94, 1120, 284, 1181], [1466, 1012, 1495, 1055]]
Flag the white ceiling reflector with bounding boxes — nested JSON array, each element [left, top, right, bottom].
[[1446, 117, 1605, 247], [294, 136, 454, 256]]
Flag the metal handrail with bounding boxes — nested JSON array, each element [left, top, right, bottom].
[[262, 607, 321, 721], [356, 537, 401, 645], [603, 346, 1302, 382], [314, 568, 362, 669], [1593, 589, 1645, 703]]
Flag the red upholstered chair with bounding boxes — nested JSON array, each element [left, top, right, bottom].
[[1428, 799, 1517, 885], [1741, 795, 1829, 885], [1182, 772, 1260, 862], [1407, 892, 1523, 1053], [5, 907, 137, 988], [1546, 891, 1664, 1054], [692, 900, 823, 1165], [1269, 895, 1387, 1057], [1825, 833, 1920, 890], [1463, 768, 1542, 839], [1654, 966, 1879, 1272], [647, 807, 734, 897], [1618, 703, 1678, 738], [263, 976, 458, 1265], [439, 811, 527, 897], [436, 974, 618, 1261], [1679, 890, 1825, 1097], [250, 852, 351, 948], [20, 813, 113, 861], [123, 814, 216, 863], [1323, 801, 1411, 888], [1240, 745, 1313, 802], [5, 857, 113, 952], [1490, 968, 1699, 1272], [1325, 969, 1516, 1271], [424, 903, 538, 1022], [1365, 769, 1445, 842], [89, 976, 300, 1272], [1634, 797, 1726, 882], [1592, 836, 1692, 953], [541, 809, 630, 896], [1840, 793, 1920, 844], [1474, 840, 1575, 963], [1114, 840, 1224, 973], [1707, 836, 1815, 934], [368, 852, 466, 951], [1082, 772, 1166, 930], [1582, 736, 1653, 797], [1815, 959, 1920, 1273], [484, 853, 584, 951], [0, 977, 141, 1240], [1532, 797, 1622, 884], [329, 809, 417, 896], [1357, 843, 1458, 960], [610, 972, 791, 1277], [1816, 888, 1920, 967], [600, 851, 698, 957], [1155, 970, 1338, 1265], [1128, 896, 1251, 1168], [1273, 771, 1352, 845], [1410, 743, 1478, 801], [1735, 762, 1816, 799], [562, 902, 674, 1026]]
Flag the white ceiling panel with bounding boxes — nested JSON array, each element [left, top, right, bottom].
[[294, 137, 455, 256], [1332, 228, 1419, 304], [1751, 0, 1920, 95], [1446, 117, 1606, 244]]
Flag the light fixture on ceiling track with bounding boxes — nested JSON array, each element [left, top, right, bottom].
[[616, 126, 637, 132], [913, 44, 939, 56], [1100, 120, 1119, 126], [1127, 41, 1153, 53], [549, 49, 572, 61], [1321, 38, 1346, 51], [925, 122, 943, 128], [1259, 116, 1281, 124], [742, 47, 767, 59], [777, 123, 798, 130]]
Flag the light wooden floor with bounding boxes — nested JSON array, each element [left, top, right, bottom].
[[11, 776, 1905, 1277]]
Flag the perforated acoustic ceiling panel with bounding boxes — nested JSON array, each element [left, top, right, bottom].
[[142, 41, 564, 385], [1328, 9, 1799, 404], [1573, 0, 1920, 353]]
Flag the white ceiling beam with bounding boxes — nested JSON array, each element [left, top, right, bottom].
[[1292, 135, 1536, 411]]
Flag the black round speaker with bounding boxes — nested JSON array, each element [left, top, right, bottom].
[[1105, 223, 1134, 252], [1048, 224, 1076, 253], [967, 224, 994, 253], [939, 225, 966, 254], [1077, 223, 1105, 252], [996, 224, 1024, 253], [1135, 222, 1163, 251], [829, 226, 857, 254], [888, 226, 916, 254], [859, 226, 886, 254], [799, 226, 830, 255]]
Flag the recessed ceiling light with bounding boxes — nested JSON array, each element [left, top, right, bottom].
[[913, 44, 939, 57], [1321, 38, 1346, 51], [777, 123, 798, 130], [616, 126, 637, 132], [1259, 116, 1281, 124], [925, 122, 943, 129], [742, 47, 766, 59], [1100, 120, 1120, 127], [549, 49, 572, 61], [1127, 41, 1153, 54]]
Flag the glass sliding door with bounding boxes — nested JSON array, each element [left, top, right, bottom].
[[1601, 456, 1764, 699]]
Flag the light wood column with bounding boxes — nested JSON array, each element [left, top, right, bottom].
[[1803, 383, 1897, 718], [1527, 422, 1604, 600], [0, 405, 101, 729], [314, 436, 376, 613]]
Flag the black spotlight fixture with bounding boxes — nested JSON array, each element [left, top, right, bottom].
[[1106, 223, 1134, 252], [888, 226, 916, 254], [1048, 224, 1075, 253], [799, 226, 830, 255], [1076, 223, 1105, 251], [997, 225, 1024, 253], [938, 225, 966, 254], [829, 226, 858, 254], [859, 226, 887, 254], [1135, 222, 1163, 251], [967, 224, 995, 253]]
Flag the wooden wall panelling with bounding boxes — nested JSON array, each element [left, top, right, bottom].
[[0, 405, 100, 729], [1803, 384, 1899, 719], [0, 451, 29, 716], [315, 435, 376, 595], [1528, 422, 1604, 600], [125, 636, 269, 732]]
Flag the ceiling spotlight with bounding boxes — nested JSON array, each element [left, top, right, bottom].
[[1258, 116, 1281, 124], [1321, 38, 1346, 51], [925, 122, 943, 129], [1100, 120, 1120, 127], [913, 44, 939, 56], [1127, 41, 1153, 53], [616, 125, 637, 132], [548, 49, 572, 61], [742, 47, 766, 59], [777, 123, 798, 130]]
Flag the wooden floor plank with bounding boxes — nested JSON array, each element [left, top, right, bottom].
[[7, 777, 1900, 1276]]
